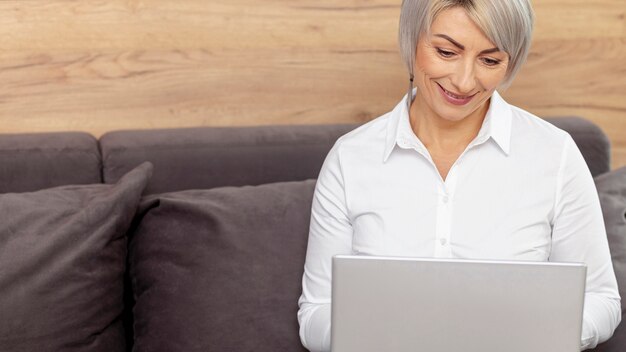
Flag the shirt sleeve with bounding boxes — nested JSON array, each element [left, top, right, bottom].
[[298, 142, 353, 352], [550, 135, 622, 350]]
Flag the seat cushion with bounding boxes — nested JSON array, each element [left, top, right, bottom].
[[129, 180, 315, 352], [0, 162, 152, 352]]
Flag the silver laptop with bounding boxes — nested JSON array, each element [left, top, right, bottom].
[[331, 255, 586, 352]]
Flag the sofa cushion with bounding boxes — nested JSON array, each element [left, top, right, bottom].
[[129, 180, 315, 352], [592, 167, 626, 351], [0, 162, 152, 352], [0, 132, 101, 193]]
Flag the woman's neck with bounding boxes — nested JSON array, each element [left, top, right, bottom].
[[409, 94, 489, 155]]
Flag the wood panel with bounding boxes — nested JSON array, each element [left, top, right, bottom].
[[0, 0, 624, 169]]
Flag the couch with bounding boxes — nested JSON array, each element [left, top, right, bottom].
[[0, 117, 624, 352]]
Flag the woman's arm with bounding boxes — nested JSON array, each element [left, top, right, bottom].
[[298, 143, 353, 352], [550, 135, 622, 350]]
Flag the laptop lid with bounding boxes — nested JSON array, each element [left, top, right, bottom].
[[331, 255, 586, 352]]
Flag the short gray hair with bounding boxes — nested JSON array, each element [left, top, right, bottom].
[[398, 0, 534, 88]]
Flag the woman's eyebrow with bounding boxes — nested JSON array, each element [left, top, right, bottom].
[[480, 47, 501, 54], [434, 34, 465, 49], [433, 33, 500, 54]]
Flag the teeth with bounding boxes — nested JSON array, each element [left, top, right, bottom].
[[442, 86, 468, 99]]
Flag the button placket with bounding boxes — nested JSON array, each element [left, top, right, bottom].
[[434, 159, 461, 258], [434, 188, 452, 257]]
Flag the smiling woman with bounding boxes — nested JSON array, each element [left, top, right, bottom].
[[297, 1, 622, 351], [410, 7, 513, 178]]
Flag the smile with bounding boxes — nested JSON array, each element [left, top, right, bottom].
[[436, 83, 476, 106]]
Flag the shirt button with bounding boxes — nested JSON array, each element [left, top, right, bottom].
[[440, 238, 447, 245]]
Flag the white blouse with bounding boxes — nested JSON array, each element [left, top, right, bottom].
[[297, 91, 621, 351]]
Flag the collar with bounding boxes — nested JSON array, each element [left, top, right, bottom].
[[477, 91, 512, 156], [383, 89, 512, 163]]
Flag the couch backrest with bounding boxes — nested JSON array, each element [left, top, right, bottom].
[[0, 117, 611, 194], [99, 124, 357, 194], [99, 117, 611, 195], [549, 116, 611, 177], [0, 132, 101, 193]]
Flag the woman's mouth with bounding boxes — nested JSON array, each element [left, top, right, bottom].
[[436, 83, 476, 106]]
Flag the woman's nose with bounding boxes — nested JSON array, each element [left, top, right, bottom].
[[450, 61, 477, 95]]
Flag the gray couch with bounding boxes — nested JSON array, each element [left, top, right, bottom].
[[0, 117, 623, 352]]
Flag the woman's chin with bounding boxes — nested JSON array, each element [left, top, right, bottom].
[[433, 106, 474, 123]]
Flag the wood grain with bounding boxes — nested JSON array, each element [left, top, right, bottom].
[[0, 0, 624, 169]]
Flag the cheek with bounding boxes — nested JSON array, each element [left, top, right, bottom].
[[477, 66, 508, 90], [415, 49, 447, 79]]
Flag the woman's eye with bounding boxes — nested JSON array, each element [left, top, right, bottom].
[[481, 57, 501, 66], [436, 48, 455, 58]]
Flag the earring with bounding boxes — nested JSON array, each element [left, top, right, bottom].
[[406, 74, 414, 111]]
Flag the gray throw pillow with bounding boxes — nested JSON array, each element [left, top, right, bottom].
[[0, 162, 152, 352], [129, 180, 315, 352], [592, 167, 626, 352]]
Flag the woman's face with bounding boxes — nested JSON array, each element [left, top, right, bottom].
[[413, 7, 510, 123]]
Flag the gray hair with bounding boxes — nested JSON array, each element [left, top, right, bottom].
[[398, 0, 534, 89]]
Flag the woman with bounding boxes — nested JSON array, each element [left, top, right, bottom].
[[298, 0, 621, 351]]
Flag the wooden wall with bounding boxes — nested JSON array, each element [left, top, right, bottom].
[[0, 0, 624, 168]]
